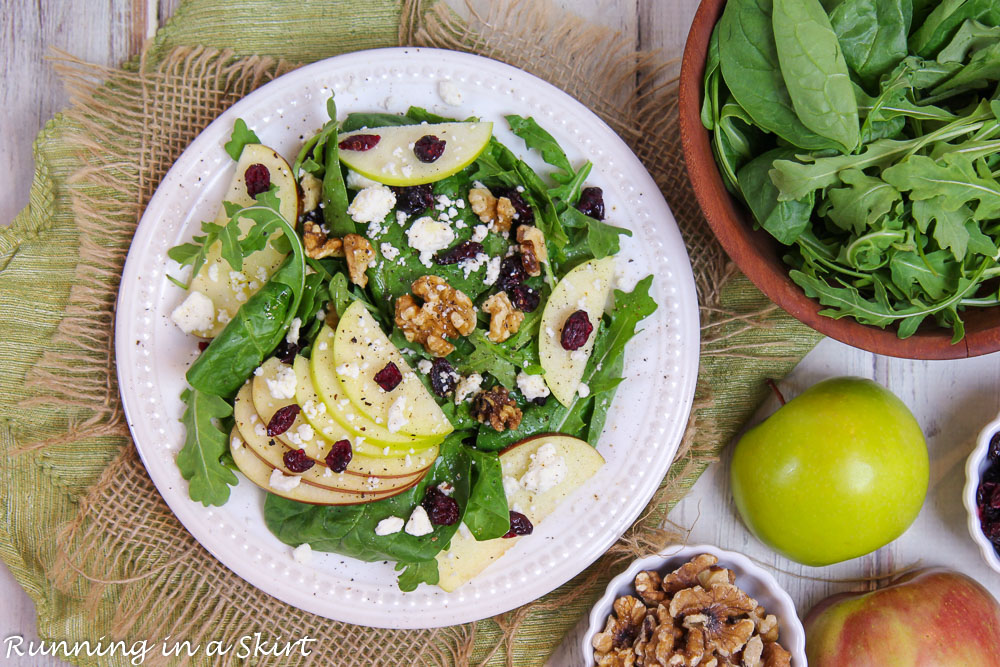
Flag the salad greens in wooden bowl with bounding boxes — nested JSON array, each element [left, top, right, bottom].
[[680, 0, 1000, 358]]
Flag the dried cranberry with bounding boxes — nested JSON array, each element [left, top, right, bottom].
[[266, 404, 300, 436], [495, 187, 534, 225], [530, 394, 549, 407], [244, 163, 271, 198], [413, 135, 446, 163], [990, 484, 1000, 510], [282, 448, 315, 473], [496, 256, 527, 292], [273, 337, 304, 364], [979, 481, 998, 508], [325, 439, 353, 473], [422, 486, 460, 526], [391, 184, 435, 215], [990, 433, 1000, 463], [561, 310, 594, 351], [338, 133, 381, 151], [435, 241, 484, 265], [576, 186, 605, 220], [429, 358, 458, 396], [374, 362, 403, 392], [984, 520, 1000, 543], [502, 511, 533, 538], [197, 341, 210, 352], [508, 284, 540, 313]]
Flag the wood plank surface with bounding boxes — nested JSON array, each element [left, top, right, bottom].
[[4, 2, 1000, 667]]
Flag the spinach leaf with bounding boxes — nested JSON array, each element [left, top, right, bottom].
[[910, 0, 1000, 58], [321, 104, 354, 238], [701, 23, 722, 131], [931, 41, 1000, 96], [718, 0, 839, 151], [476, 276, 657, 450], [464, 448, 511, 540], [395, 560, 439, 592], [772, 0, 860, 152], [737, 149, 814, 244], [341, 112, 419, 132], [830, 0, 911, 88], [176, 388, 238, 506], [223, 118, 260, 161]]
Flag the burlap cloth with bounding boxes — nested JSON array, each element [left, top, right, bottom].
[[0, 0, 822, 664]]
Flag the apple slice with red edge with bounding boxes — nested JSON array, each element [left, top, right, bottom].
[[337, 121, 493, 186], [435, 434, 604, 592]]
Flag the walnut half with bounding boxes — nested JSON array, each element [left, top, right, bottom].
[[394, 275, 476, 357], [343, 234, 374, 287], [482, 292, 524, 343], [303, 221, 344, 259], [470, 386, 522, 431]]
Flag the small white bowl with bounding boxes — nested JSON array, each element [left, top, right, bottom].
[[962, 413, 1000, 574], [582, 544, 806, 666]]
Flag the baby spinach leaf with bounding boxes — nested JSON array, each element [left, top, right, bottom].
[[772, 0, 860, 152], [910, 0, 1000, 58], [701, 23, 722, 131], [223, 118, 260, 161], [738, 149, 814, 244], [718, 0, 839, 151], [395, 560, 439, 592], [830, 0, 911, 88], [464, 448, 511, 540], [176, 388, 238, 506]]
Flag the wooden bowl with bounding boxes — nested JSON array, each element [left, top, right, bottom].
[[677, 0, 1000, 359]]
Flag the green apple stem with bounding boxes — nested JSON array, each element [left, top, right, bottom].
[[766, 378, 787, 406]]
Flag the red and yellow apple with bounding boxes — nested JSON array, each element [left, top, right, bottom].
[[730, 377, 928, 566], [805, 569, 1000, 666]]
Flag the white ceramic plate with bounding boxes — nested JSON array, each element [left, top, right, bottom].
[[116, 47, 700, 627], [963, 413, 1000, 574], [583, 545, 807, 665]]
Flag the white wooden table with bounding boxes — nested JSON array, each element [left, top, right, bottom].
[[4, 2, 999, 665]]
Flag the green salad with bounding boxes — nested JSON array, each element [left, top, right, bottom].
[[704, 0, 1000, 341], [166, 97, 656, 591]]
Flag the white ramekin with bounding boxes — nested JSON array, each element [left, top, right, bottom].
[[963, 413, 1000, 574]]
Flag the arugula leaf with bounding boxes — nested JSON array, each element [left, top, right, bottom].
[[461, 330, 535, 389], [560, 207, 633, 260], [506, 114, 593, 202], [395, 560, 440, 592], [176, 388, 238, 506], [223, 118, 260, 161], [883, 154, 1000, 221]]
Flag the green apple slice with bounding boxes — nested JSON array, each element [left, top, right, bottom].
[[331, 304, 452, 439], [435, 434, 605, 592], [538, 257, 616, 407], [187, 144, 299, 337], [309, 331, 445, 450], [337, 121, 493, 186]]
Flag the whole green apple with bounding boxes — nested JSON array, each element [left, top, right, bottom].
[[805, 569, 1000, 666], [730, 377, 928, 566]]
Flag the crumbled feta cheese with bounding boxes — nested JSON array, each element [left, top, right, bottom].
[[502, 475, 521, 499], [375, 516, 405, 536], [484, 256, 501, 286], [458, 522, 473, 539], [336, 363, 360, 379], [170, 291, 215, 334], [347, 184, 396, 224], [457, 252, 489, 278], [471, 224, 489, 243], [406, 216, 455, 267], [517, 372, 550, 401], [268, 468, 302, 492], [346, 169, 380, 190], [318, 341, 328, 351], [292, 543, 313, 565], [296, 423, 314, 441], [519, 442, 568, 494], [230, 435, 243, 451], [254, 422, 267, 437], [438, 482, 455, 496], [207, 263, 219, 282], [404, 505, 434, 536], [285, 317, 302, 345], [217, 309, 232, 325], [454, 373, 483, 403], [577, 382, 591, 398], [570, 349, 588, 361], [438, 80, 464, 106], [380, 242, 400, 261], [387, 396, 408, 433], [417, 359, 433, 374], [545, 327, 556, 339], [396, 210, 409, 226], [266, 366, 297, 400]]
